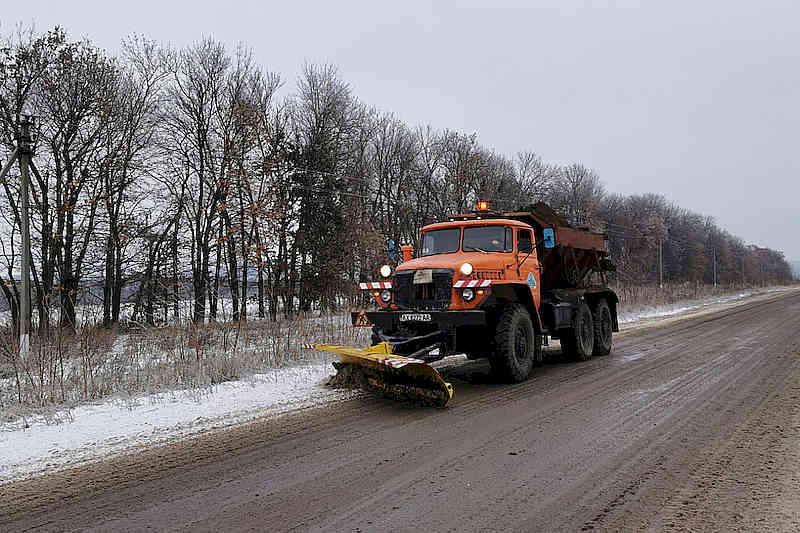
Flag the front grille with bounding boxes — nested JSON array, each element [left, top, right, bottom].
[[475, 270, 504, 280], [393, 272, 414, 308], [393, 269, 453, 310]]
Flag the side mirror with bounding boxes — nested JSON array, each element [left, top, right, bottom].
[[543, 228, 555, 249]]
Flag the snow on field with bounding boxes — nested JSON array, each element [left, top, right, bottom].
[[617, 287, 791, 324], [0, 363, 359, 483], [1, 285, 796, 484]]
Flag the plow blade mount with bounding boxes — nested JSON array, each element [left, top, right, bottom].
[[305, 342, 453, 407]]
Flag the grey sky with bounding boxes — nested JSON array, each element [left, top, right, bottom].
[[3, 0, 798, 259]]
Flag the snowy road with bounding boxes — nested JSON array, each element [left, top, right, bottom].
[[2, 288, 800, 531]]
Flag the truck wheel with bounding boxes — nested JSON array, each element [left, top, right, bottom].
[[490, 304, 538, 382], [592, 300, 613, 356], [560, 303, 594, 361]]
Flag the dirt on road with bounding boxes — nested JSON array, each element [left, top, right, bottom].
[[2, 291, 800, 532]]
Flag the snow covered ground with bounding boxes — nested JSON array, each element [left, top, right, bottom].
[[1, 364, 360, 483], [1, 285, 797, 484], [616, 287, 787, 324]]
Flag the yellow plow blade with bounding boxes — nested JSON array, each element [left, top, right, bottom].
[[304, 342, 453, 407]]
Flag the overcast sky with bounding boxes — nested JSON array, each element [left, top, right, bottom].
[[3, 0, 798, 259]]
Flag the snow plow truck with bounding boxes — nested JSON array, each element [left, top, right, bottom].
[[306, 201, 619, 407]]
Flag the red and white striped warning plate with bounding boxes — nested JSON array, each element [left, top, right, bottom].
[[453, 279, 492, 288], [359, 281, 393, 290], [377, 357, 425, 368]]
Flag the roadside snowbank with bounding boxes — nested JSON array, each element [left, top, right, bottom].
[[1, 363, 357, 483], [1, 285, 797, 484]]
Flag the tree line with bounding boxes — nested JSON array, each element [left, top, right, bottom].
[[0, 26, 793, 332]]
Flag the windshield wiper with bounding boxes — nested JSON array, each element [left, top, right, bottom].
[[464, 246, 489, 254]]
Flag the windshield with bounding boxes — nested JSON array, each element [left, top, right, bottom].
[[421, 228, 461, 256], [463, 226, 513, 253]]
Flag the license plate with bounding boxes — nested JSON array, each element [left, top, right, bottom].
[[400, 313, 432, 322], [413, 269, 433, 284]]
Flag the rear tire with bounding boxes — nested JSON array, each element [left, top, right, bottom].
[[490, 304, 539, 382], [560, 303, 594, 361], [592, 300, 613, 356]]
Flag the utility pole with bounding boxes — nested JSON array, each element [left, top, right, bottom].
[[18, 118, 33, 359], [741, 254, 745, 287], [658, 238, 663, 289], [0, 117, 34, 360], [712, 247, 717, 288]]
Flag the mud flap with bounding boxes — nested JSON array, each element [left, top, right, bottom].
[[303, 342, 454, 407]]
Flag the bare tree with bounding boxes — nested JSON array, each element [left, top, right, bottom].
[[290, 63, 362, 313], [161, 38, 230, 323], [34, 37, 119, 330], [0, 26, 67, 331], [514, 150, 557, 203], [96, 35, 167, 326], [550, 163, 605, 227]]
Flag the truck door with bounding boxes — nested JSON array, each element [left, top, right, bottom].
[[517, 228, 540, 309]]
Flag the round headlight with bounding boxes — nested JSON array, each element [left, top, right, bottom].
[[462, 288, 475, 302], [380, 289, 392, 302], [380, 264, 392, 278], [460, 262, 473, 276]]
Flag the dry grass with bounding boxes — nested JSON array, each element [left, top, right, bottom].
[[612, 281, 751, 308], [0, 313, 369, 415]]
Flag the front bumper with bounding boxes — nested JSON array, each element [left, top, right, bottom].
[[350, 309, 487, 330]]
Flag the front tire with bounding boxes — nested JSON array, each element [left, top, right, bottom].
[[560, 303, 594, 361], [490, 304, 539, 382]]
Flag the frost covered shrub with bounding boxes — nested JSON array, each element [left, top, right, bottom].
[[0, 325, 116, 409], [0, 313, 369, 412], [613, 282, 747, 309]]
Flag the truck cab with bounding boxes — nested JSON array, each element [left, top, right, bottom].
[[353, 202, 619, 383]]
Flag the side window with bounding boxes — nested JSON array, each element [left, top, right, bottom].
[[504, 227, 513, 252], [518, 229, 533, 254]]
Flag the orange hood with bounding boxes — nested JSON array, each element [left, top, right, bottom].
[[396, 252, 516, 274]]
